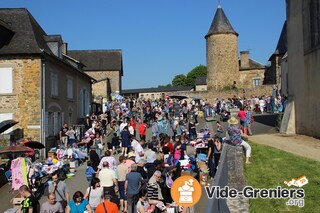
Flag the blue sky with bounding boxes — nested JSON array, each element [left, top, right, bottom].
[[1, 0, 286, 89]]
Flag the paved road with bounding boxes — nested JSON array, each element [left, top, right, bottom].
[[0, 114, 278, 212]]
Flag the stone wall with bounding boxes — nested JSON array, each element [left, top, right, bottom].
[[225, 144, 250, 213], [206, 34, 240, 90], [85, 70, 121, 98], [169, 85, 274, 103], [0, 56, 41, 145]]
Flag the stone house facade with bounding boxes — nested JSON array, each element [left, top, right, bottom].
[[265, 21, 287, 93], [281, 0, 320, 138], [0, 9, 93, 149], [68, 50, 123, 112]]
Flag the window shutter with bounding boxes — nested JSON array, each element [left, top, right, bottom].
[[0, 68, 13, 94], [61, 112, 64, 126], [53, 112, 58, 135], [85, 90, 89, 115]]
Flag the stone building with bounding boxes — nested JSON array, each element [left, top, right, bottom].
[[0, 9, 93, 148], [122, 86, 194, 100], [205, 5, 267, 91], [195, 76, 207, 91], [68, 50, 123, 110], [206, 5, 240, 90], [281, 0, 320, 138], [265, 21, 287, 92]]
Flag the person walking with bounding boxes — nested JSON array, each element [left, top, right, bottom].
[[95, 191, 119, 213], [49, 172, 70, 209], [138, 120, 147, 141], [40, 193, 64, 213], [84, 177, 104, 212], [65, 191, 91, 213], [116, 155, 129, 212], [18, 185, 40, 213], [207, 138, 215, 178], [125, 164, 143, 213]]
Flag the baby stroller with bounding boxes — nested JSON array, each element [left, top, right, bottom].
[[220, 110, 231, 122]]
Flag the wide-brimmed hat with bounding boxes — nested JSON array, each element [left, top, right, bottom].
[[228, 116, 239, 125], [127, 152, 136, 158]]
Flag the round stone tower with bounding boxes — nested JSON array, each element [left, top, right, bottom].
[[205, 5, 240, 91]]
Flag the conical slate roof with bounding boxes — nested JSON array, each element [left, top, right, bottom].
[[205, 5, 238, 38]]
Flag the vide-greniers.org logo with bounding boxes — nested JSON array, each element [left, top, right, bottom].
[[205, 186, 305, 208]]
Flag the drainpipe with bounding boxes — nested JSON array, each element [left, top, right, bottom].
[[40, 51, 46, 158]]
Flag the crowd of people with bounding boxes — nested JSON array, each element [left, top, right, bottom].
[[14, 93, 284, 213]]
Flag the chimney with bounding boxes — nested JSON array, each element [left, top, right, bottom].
[[240, 51, 250, 68], [61, 42, 68, 55]]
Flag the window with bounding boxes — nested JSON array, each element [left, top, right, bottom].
[[51, 72, 58, 96], [67, 78, 73, 99], [0, 113, 13, 134], [253, 79, 260, 86], [80, 89, 89, 117], [151, 94, 155, 99], [309, 0, 320, 48], [0, 68, 13, 94]]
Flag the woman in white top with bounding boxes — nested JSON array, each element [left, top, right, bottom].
[[84, 177, 104, 212], [144, 143, 156, 168]]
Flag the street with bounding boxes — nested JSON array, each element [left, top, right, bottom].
[[0, 114, 278, 212]]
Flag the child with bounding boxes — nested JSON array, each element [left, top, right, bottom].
[[173, 142, 182, 163], [85, 161, 95, 186], [93, 133, 102, 157]]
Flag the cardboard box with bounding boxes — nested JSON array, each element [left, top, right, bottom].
[[69, 160, 78, 168], [12, 197, 24, 206], [181, 171, 191, 176], [197, 161, 208, 171], [199, 172, 209, 187]]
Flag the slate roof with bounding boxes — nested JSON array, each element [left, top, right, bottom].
[[269, 21, 287, 61], [274, 21, 287, 55], [239, 59, 266, 71], [68, 50, 123, 75], [0, 18, 15, 47], [0, 8, 53, 55], [195, 76, 207, 85], [205, 5, 238, 38], [122, 86, 194, 94]]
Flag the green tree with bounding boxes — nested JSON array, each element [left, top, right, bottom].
[[172, 74, 187, 87], [158, 83, 172, 88], [185, 65, 207, 86]]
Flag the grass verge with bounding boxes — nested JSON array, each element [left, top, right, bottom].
[[244, 142, 320, 213]]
